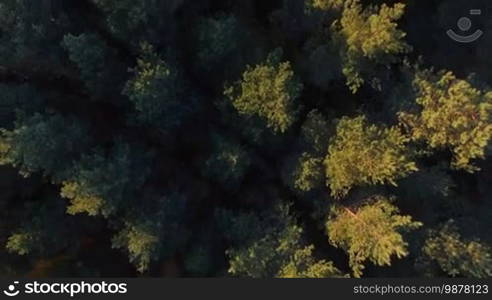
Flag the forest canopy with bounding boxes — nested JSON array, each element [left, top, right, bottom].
[[0, 0, 491, 278]]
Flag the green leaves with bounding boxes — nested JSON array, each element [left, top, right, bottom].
[[324, 116, 417, 198], [326, 196, 422, 277], [399, 70, 492, 172], [225, 49, 303, 133]]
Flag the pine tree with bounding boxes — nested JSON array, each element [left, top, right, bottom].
[[195, 14, 241, 71], [399, 70, 492, 172], [112, 220, 159, 274], [6, 195, 76, 257], [326, 196, 422, 277], [420, 220, 492, 278], [6, 231, 36, 256], [62, 33, 121, 97], [332, 0, 411, 92], [219, 204, 345, 278], [91, 0, 182, 47], [288, 152, 324, 192], [301, 109, 332, 155], [225, 49, 303, 134], [307, 0, 347, 11], [0, 0, 68, 65], [324, 116, 417, 198], [203, 134, 251, 190], [184, 242, 214, 277], [123, 42, 195, 130], [277, 245, 345, 278], [92, 0, 152, 40], [60, 142, 152, 217], [0, 84, 44, 130], [0, 113, 90, 180], [283, 110, 332, 193], [112, 192, 188, 273]]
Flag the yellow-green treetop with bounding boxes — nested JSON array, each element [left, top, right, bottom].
[[399, 70, 492, 172], [291, 153, 324, 193], [308, 0, 347, 10], [225, 49, 303, 134], [332, 1, 411, 92], [326, 196, 422, 277], [324, 116, 417, 198]]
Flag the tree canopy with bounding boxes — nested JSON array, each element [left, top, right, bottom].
[[326, 196, 422, 277], [399, 70, 492, 172], [123, 43, 195, 130], [0, 113, 90, 180], [420, 220, 492, 278], [332, 0, 411, 92], [60, 142, 151, 217], [324, 116, 417, 198], [1, 0, 492, 279], [225, 49, 303, 133], [220, 204, 345, 278]]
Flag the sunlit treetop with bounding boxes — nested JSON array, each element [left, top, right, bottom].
[[286, 152, 324, 193], [307, 0, 347, 11], [324, 116, 417, 198], [113, 220, 159, 274], [332, 0, 411, 92], [225, 49, 303, 134], [327, 196, 422, 277], [399, 70, 492, 172], [338, 2, 410, 60]]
